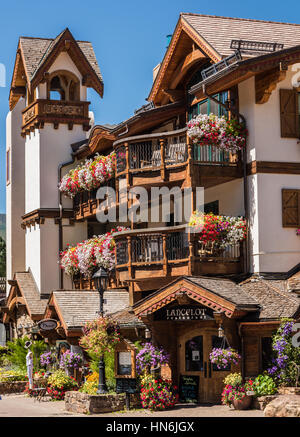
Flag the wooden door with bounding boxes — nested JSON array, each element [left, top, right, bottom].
[[178, 327, 232, 404]]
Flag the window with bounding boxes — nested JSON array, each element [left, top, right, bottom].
[[279, 89, 300, 138], [48, 71, 80, 102], [204, 200, 219, 215], [261, 337, 273, 371], [185, 336, 203, 371], [188, 91, 228, 120], [282, 189, 300, 227], [6, 149, 10, 184]]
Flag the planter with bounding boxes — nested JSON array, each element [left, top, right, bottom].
[[232, 395, 252, 410]]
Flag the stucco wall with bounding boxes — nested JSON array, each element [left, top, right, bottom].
[[204, 179, 244, 217], [6, 98, 26, 287]]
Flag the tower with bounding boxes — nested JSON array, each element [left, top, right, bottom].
[[7, 28, 103, 294]]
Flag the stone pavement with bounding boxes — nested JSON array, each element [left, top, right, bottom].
[[0, 394, 263, 417]]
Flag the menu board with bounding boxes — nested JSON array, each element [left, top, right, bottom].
[[179, 375, 199, 403], [116, 378, 137, 394]]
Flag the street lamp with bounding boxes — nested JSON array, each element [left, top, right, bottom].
[[92, 267, 109, 394]]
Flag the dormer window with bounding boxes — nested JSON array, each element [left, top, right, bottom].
[[48, 70, 80, 102]]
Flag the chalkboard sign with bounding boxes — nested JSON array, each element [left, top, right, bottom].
[[179, 375, 199, 403], [116, 378, 137, 394]]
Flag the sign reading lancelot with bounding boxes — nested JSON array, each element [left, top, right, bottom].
[[37, 319, 58, 331], [154, 305, 214, 321]]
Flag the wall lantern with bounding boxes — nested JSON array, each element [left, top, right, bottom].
[[218, 325, 225, 338], [145, 328, 151, 340]]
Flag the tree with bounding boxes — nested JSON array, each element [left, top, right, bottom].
[[0, 237, 6, 277]]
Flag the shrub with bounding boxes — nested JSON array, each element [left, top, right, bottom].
[[253, 374, 277, 397], [140, 374, 178, 411], [47, 370, 78, 400], [79, 380, 98, 395], [6, 337, 47, 371], [0, 369, 27, 382]]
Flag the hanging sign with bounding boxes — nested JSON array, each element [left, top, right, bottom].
[[116, 378, 137, 394], [38, 319, 58, 331], [154, 305, 214, 321]]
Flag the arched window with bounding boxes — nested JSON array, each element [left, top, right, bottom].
[[48, 70, 80, 101]]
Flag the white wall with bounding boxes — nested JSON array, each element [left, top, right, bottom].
[[239, 66, 300, 273], [6, 98, 26, 287], [204, 179, 244, 217], [239, 68, 300, 163], [25, 224, 41, 290]]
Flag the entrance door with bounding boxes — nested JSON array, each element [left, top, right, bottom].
[[178, 328, 232, 404]]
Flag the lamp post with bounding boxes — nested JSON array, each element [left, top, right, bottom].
[[92, 267, 109, 394]]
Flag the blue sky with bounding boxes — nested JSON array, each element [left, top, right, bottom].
[[0, 0, 300, 213]]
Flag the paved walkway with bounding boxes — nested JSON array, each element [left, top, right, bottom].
[[0, 394, 263, 417]]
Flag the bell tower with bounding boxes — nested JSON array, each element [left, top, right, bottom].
[[7, 28, 103, 294]]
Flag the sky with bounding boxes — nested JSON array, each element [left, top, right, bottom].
[[0, 0, 300, 213]]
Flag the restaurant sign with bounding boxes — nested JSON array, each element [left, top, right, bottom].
[[154, 305, 214, 321], [37, 319, 58, 331]]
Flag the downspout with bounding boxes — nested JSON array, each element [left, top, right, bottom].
[[202, 84, 249, 274], [58, 156, 76, 289]]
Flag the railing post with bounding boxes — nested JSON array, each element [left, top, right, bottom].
[[127, 235, 132, 279], [188, 229, 195, 276], [162, 233, 168, 276], [187, 134, 194, 185], [125, 142, 130, 186], [160, 138, 166, 181]]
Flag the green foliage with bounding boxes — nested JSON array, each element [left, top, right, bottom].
[[253, 374, 277, 397], [6, 337, 47, 371], [87, 350, 116, 391], [79, 380, 98, 395], [0, 368, 27, 382], [0, 237, 5, 277]]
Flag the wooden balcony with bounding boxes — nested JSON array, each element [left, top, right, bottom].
[[73, 179, 116, 220], [114, 225, 244, 292], [72, 273, 118, 290], [21, 99, 91, 136], [114, 128, 242, 189]]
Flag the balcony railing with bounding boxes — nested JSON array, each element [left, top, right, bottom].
[[73, 179, 116, 219], [114, 225, 244, 281], [114, 128, 240, 180]]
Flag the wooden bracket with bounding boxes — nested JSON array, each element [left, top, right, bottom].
[[255, 67, 287, 104]]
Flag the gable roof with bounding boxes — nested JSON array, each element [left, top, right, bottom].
[[10, 28, 103, 110], [133, 275, 300, 321], [46, 290, 129, 332], [149, 13, 300, 104], [181, 13, 300, 59]]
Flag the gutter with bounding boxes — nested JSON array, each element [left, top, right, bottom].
[[202, 84, 249, 274]]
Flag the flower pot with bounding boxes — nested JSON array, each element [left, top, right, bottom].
[[232, 395, 252, 410]]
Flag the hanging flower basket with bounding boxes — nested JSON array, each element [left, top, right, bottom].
[[187, 113, 247, 153], [60, 227, 128, 278], [209, 347, 241, 370], [59, 152, 116, 198], [189, 212, 247, 250]]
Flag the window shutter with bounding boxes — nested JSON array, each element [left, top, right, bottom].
[[280, 89, 299, 138], [282, 189, 300, 227]]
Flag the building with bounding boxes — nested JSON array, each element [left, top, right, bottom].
[[2, 14, 300, 403]]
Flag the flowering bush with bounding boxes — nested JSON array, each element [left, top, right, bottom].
[[187, 113, 247, 152], [209, 348, 241, 370], [296, 229, 300, 236], [221, 379, 254, 407], [40, 351, 56, 367], [136, 343, 170, 375], [0, 369, 27, 382], [267, 319, 300, 386], [59, 152, 116, 198], [140, 374, 178, 410], [79, 380, 98, 395], [47, 370, 78, 400], [79, 317, 121, 357], [189, 212, 247, 248], [223, 372, 242, 387], [60, 227, 128, 278], [60, 351, 83, 370]]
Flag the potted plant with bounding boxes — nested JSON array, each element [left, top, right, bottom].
[[221, 373, 255, 410]]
